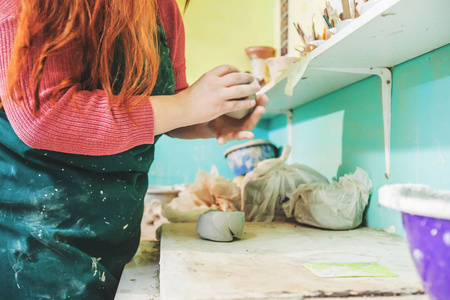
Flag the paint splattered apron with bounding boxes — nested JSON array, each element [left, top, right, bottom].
[[0, 25, 175, 299]]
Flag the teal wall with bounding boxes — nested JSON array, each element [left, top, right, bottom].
[[149, 44, 450, 236], [149, 121, 270, 185], [268, 44, 450, 236]]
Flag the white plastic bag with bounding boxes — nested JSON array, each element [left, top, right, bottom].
[[164, 166, 241, 222], [142, 199, 170, 228], [241, 146, 329, 222], [284, 167, 373, 230], [141, 199, 170, 240]]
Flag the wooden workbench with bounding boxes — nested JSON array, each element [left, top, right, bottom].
[[115, 222, 429, 300]]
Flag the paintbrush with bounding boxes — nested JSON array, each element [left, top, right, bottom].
[[312, 14, 317, 40], [326, 1, 340, 27], [354, 0, 360, 17], [323, 14, 332, 28], [293, 22, 307, 45], [341, 0, 352, 20]]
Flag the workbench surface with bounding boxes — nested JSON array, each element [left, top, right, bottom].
[[115, 222, 429, 300]]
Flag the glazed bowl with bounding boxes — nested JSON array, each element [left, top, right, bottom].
[[224, 139, 277, 176], [379, 184, 450, 300]]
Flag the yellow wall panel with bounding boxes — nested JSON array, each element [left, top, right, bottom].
[[176, 0, 276, 84]]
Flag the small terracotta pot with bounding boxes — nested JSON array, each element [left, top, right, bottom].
[[245, 46, 276, 59], [245, 46, 276, 85]]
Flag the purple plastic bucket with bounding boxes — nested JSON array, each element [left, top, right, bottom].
[[379, 184, 450, 300], [402, 213, 450, 300]]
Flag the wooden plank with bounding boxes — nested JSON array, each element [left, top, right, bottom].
[[159, 222, 423, 300]]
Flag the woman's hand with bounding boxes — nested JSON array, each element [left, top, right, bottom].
[[167, 93, 268, 143], [206, 93, 268, 145], [151, 64, 263, 136], [177, 64, 261, 124]]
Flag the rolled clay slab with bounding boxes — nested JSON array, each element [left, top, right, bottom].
[[196, 211, 245, 242]]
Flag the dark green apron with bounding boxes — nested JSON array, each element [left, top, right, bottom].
[[0, 25, 175, 299]]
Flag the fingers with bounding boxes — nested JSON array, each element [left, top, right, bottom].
[[209, 64, 240, 77], [216, 95, 268, 145], [209, 65, 259, 99], [217, 131, 255, 145], [206, 64, 260, 100], [186, 64, 267, 126], [242, 105, 266, 130], [223, 98, 256, 114], [220, 93, 268, 134], [223, 80, 261, 101], [255, 93, 269, 107], [217, 136, 228, 145], [221, 72, 255, 87]]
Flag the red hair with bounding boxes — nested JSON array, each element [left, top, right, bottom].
[[3, 0, 177, 113]]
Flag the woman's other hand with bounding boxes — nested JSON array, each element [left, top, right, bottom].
[[196, 93, 268, 144], [166, 92, 268, 142]]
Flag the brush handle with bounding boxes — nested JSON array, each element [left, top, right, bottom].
[[341, 0, 352, 20]]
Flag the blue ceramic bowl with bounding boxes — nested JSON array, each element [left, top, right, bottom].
[[224, 139, 277, 176]]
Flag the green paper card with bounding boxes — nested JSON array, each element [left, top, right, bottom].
[[303, 262, 397, 278]]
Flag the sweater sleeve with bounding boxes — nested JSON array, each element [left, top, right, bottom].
[[0, 0, 186, 156]]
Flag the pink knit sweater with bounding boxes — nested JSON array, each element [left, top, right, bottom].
[[0, 0, 188, 156]]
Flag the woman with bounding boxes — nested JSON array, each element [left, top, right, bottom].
[[0, 0, 267, 298]]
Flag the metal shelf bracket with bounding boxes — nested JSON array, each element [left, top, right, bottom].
[[311, 67, 392, 179]]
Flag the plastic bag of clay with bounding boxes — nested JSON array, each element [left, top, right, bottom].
[[283, 167, 373, 230], [164, 166, 241, 222], [241, 146, 329, 222]]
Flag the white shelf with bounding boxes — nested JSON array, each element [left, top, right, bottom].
[[261, 0, 450, 115]]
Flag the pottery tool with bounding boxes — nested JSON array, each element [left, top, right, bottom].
[[326, 1, 340, 26], [341, 0, 352, 20], [348, 0, 356, 18], [353, 0, 360, 17], [323, 14, 332, 28], [293, 22, 307, 45], [312, 14, 317, 40], [324, 8, 330, 26], [326, 2, 334, 26], [303, 262, 397, 278]]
